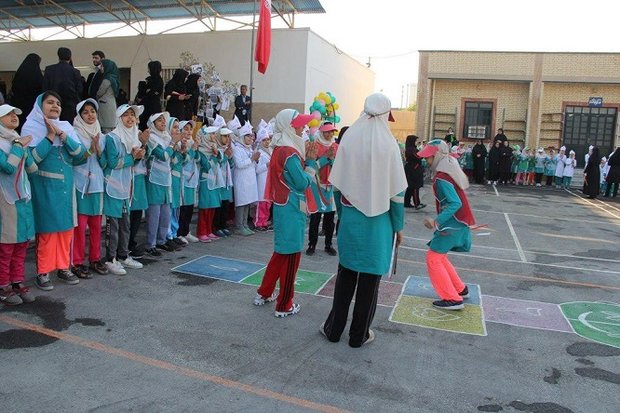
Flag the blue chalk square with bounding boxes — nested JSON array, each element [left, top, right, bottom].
[[403, 275, 481, 305], [172, 255, 265, 283]]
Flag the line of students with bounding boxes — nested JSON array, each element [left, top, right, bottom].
[[0, 93, 278, 305]]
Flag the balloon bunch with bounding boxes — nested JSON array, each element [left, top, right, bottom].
[[307, 91, 341, 135]]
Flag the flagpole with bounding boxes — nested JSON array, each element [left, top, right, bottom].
[[249, 0, 257, 125]]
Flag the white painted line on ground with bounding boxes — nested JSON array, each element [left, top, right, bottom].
[[493, 185, 499, 197], [398, 245, 620, 275], [504, 212, 527, 262], [403, 236, 620, 264], [471, 208, 620, 225], [536, 232, 617, 244], [596, 197, 620, 213], [565, 189, 620, 220]]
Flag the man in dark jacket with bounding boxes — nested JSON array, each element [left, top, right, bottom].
[[84, 50, 105, 100], [42, 47, 83, 122], [234, 84, 252, 125]]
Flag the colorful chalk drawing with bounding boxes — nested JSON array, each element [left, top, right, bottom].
[[483, 295, 573, 333], [560, 301, 620, 349], [241, 269, 333, 295], [171, 255, 265, 282]]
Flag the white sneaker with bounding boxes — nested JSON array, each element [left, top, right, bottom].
[[275, 303, 300, 317], [120, 256, 143, 269], [253, 293, 276, 306], [105, 259, 127, 275], [185, 233, 199, 243], [177, 236, 189, 245]]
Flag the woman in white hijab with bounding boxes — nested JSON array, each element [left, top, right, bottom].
[[321, 93, 407, 347], [22, 91, 87, 291], [253, 109, 317, 317], [416, 139, 476, 311], [71, 99, 107, 278], [0, 104, 37, 305]]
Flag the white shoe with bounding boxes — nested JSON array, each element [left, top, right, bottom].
[[120, 256, 143, 269], [177, 236, 189, 245], [185, 233, 199, 243], [105, 259, 127, 275], [253, 293, 276, 306], [275, 303, 300, 317]]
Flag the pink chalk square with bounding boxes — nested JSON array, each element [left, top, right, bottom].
[[482, 295, 573, 333], [317, 277, 402, 307]]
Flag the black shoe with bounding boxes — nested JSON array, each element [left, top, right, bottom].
[[459, 286, 470, 298], [146, 247, 162, 257], [89, 261, 109, 275], [325, 246, 338, 256], [432, 299, 464, 310], [71, 265, 93, 279], [414, 204, 426, 210], [129, 246, 145, 259], [57, 269, 80, 285], [306, 246, 316, 256], [157, 243, 175, 252], [167, 239, 183, 251]]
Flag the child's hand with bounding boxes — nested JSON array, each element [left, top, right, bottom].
[[424, 218, 436, 229]]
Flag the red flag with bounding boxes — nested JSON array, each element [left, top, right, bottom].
[[255, 0, 271, 74]]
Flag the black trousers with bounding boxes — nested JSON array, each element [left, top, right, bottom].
[[309, 211, 335, 248], [404, 186, 421, 207], [545, 175, 554, 186], [213, 200, 230, 230], [128, 209, 144, 251], [535, 172, 543, 184], [177, 205, 194, 236], [323, 265, 381, 347]]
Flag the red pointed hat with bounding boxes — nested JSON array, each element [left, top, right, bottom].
[[290, 112, 314, 128]]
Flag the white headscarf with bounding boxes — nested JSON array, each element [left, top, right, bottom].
[[212, 114, 226, 129], [73, 99, 102, 149], [147, 112, 172, 147], [0, 106, 20, 146], [428, 139, 470, 190], [329, 93, 407, 217], [112, 104, 144, 151], [23, 93, 80, 147], [227, 115, 241, 137], [270, 109, 306, 158], [235, 122, 253, 148]]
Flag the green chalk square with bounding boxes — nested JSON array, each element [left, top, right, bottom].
[[389, 295, 487, 336], [240, 269, 333, 294], [560, 301, 620, 349]]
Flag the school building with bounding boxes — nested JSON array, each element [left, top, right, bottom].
[[416, 51, 620, 164]]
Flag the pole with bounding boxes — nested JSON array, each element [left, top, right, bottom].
[[249, 0, 257, 125]]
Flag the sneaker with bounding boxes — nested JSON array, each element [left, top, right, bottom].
[[325, 246, 338, 256], [157, 242, 175, 252], [0, 286, 23, 306], [57, 269, 80, 285], [12, 283, 35, 303], [120, 256, 143, 269], [198, 235, 212, 243], [319, 322, 327, 338], [363, 329, 376, 346], [177, 236, 189, 245], [207, 233, 220, 240], [238, 227, 254, 236], [185, 233, 200, 243], [266, 225, 274, 232], [105, 259, 127, 275], [253, 293, 276, 306], [213, 230, 226, 238], [459, 286, 470, 299], [254, 226, 267, 232], [145, 247, 162, 257], [275, 303, 300, 318], [35, 274, 53, 291], [432, 299, 464, 310], [167, 240, 183, 250], [222, 229, 232, 236], [306, 245, 316, 256], [89, 261, 109, 275], [415, 204, 427, 210], [72, 265, 93, 279], [129, 246, 145, 259], [173, 237, 188, 246]]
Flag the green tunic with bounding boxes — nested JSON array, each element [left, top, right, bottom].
[[0, 143, 37, 244], [102, 134, 135, 218], [273, 156, 316, 254], [146, 144, 173, 206], [30, 137, 86, 234], [76, 191, 103, 216], [308, 156, 335, 213], [197, 151, 221, 209], [337, 192, 404, 276], [427, 179, 471, 254], [170, 151, 187, 209], [182, 149, 198, 207], [218, 156, 234, 202]]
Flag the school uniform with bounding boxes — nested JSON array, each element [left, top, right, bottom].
[[554, 153, 566, 187], [177, 148, 199, 237], [544, 155, 556, 186], [254, 147, 272, 228], [167, 149, 188, 240], [308, 140, 338, 251], [213, 153, 234, 233], [196, 150, 222, 237], [562, 156, 577, 188], [232, 141, 259, 231]]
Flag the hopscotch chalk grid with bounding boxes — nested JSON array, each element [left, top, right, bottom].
[[389, 276, 487, 336], [241, 269, 334, 295], [560, 301, 620, 349], [483, 295, 573, 333], [171, 255, 265, 283]]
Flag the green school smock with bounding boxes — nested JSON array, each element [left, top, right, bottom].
[[30, 137, 86, 234], [337, 192, 404, 276], [197, 151, 221, 209], [427, 179, 471, 254], [170, 150, 187, 209], [273, 156, 317, 254], [0, 143, 37, 244], [219, 155, 234, 202], [544, 156, 556, 176], [146, 144, 173, 206], [517, 154, 529, 173], [102, 134, 135, 218], [527, 156, 536, 172], [182, 149, 198, 206], [76, 151, 106, 216]]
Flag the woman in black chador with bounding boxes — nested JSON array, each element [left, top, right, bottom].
[[471, 139, 488, 184], [10, 53, 43, 133], [164, 68, 189, 120], [487, 140, 501, 184], [498, 140, 513, 185], [403, 135, 425, 209], [139, 61, 164, 130], [583, 146, 601, 199]]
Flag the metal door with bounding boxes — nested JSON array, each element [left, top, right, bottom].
[[563, 106, 616, 167]]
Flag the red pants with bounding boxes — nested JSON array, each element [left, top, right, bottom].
[[426, 250, 465, 301], [0, 242, 28, 286], [73, 214, 102, 266], [254, 201, 271, 228], [257, 252, 301, 312], [36, 229, 73, 274], [197, 208, 215, 237]]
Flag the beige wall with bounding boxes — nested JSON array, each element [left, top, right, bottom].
[[390, 110, 416, 142]]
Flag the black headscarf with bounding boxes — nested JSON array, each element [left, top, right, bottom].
[[11, 53, 43, 101], [405, 135, 419, 160]]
